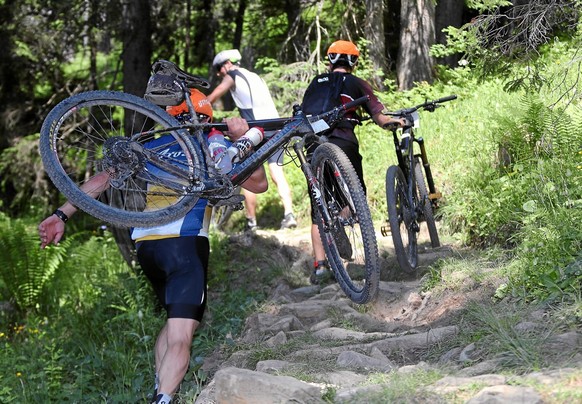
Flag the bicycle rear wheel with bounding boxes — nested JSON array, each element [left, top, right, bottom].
[[414, 157, 440, 248], [312, 143, 379, 304], [40, 90, 204, 228], [386, 165, 418, 273]]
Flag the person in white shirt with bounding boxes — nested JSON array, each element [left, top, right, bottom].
[[207, 49, 297, 231]]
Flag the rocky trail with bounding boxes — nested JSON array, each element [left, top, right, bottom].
[[194, 225, 582, 403]]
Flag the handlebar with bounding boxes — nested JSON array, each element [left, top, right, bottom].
[[192, 95, 370, 133], [307, 95, 370, 122], [385, 94, 457, 117]]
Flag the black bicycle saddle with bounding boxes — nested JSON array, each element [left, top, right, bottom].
[[151, 60, 210, 89]]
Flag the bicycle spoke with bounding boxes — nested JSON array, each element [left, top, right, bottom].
[[313, 143, 379, 304], [40, 91, 203, 228]]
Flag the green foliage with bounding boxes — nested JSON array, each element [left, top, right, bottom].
[[431, 26, 480, 59], [465, 302, 551, 371], [442, 89, 582, 301], [0, 214, 69, 313], [465, 0, 512, 12], [0, 134, 47, 213], [0, 230, 159, 403]]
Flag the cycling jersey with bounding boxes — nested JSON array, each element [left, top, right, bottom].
[[302, 71, 385, 145], [227, 67, 279, 121], [227, 67, 282, 164], [131, 135, 210, 242]]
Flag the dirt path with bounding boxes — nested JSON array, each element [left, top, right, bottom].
[[193, 225, 582, 403]]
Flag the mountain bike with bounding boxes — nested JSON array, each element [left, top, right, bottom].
[[39, 60, 380, 304], [381, 95, 457, 273]]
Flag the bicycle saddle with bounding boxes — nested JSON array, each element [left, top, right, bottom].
[[151, 60, 210, 89]]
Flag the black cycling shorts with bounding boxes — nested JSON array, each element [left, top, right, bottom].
[[136, 235, 209, 321]]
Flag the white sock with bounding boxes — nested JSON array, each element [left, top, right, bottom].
[[155, 392, 172, 404]]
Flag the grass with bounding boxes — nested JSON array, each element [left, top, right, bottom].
[[352, 369, 445, 403], [2, 36, 582, 403]]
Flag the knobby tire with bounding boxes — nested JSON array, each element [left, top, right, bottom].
[[386, 165, 418, 273], [312, 143, 379, 304], [40, 91, 204, 228]]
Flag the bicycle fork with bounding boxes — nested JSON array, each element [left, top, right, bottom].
[[293, 142, 334, 230], [415, 137, 442, 207]]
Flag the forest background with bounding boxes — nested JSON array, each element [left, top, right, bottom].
[[0, 0, 580, 402]]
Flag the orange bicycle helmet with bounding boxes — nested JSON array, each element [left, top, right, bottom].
[[167, 88, 213, 121], [327, 40, 360, 67]]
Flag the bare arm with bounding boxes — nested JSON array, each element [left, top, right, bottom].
[[223, 117, 268, 194], [206, 75, 235, 104], [372, 112, 406, 129], [38, 171, 110, 248]]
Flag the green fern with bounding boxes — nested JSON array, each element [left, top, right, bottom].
[[0, 215, 69, 312]]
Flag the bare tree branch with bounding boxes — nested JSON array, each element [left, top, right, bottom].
[[471, 0, 579, 60]]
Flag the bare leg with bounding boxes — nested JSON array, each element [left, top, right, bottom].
[[156, 318, 199, 397], [243, 188, 257, 221], [154, 323, 168, 375], [311, 224, 326, 262], [268, 162, 293, 216]]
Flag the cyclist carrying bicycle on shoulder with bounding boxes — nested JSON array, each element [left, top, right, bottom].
[[38, 89, 267, 404], [301, 39, 405, 284]]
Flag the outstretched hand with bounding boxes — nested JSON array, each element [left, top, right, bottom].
[[38, 214, 65, 249]]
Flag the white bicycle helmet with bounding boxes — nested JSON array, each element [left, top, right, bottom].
[[212, 49, 242, 70]]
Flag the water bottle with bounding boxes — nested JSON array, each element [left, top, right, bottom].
[[226, 127, 265, 164], [207, 129, 232, 174]]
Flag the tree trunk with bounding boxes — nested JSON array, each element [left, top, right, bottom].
[[233, 0, 248, 50], [365, 0, 387, 91], [115, 0, 153, 267], [396, 0, 435, 90], [121, 0, 152, 97], [282, 0, 310, 63], [193, 0, 216, 70], [435, 0, 464, 67]]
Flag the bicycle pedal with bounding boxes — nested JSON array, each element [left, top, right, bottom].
[[429, 192, 442, 200]]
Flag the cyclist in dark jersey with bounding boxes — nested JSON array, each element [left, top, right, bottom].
[[38, 89, 267, 404], [301, 40, 404, 284]]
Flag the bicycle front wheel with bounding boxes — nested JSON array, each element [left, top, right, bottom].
[[414, 157, 440, 248], [40, 90, 204, 228], [312, 143, 379, 304], [386, 165, 418, 273]]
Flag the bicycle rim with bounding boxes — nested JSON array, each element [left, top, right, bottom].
[[312, 143, 379, 304], [414, 158, 440, 248], [386, 165, 418, 273], [40, 90, 203, 228]]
